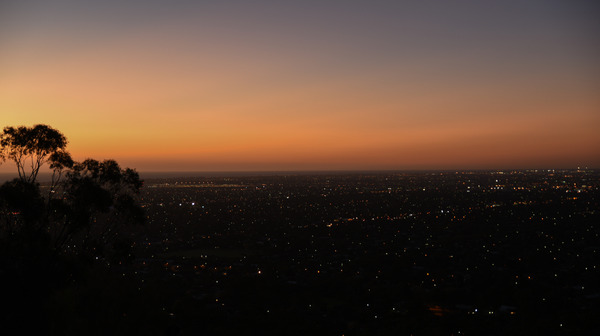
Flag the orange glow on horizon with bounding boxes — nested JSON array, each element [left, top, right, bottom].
[[1, 2, 599, 172]]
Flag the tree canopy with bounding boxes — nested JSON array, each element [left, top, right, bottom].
[[0, 124, 144, 259], [1, 124, 70, 183], [1, 124, 147, 333]]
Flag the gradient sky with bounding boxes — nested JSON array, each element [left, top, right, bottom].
[[1, 0, 599, 172]]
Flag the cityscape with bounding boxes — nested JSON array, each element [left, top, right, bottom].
[[72, 169, 598, 334], [2, 1, 599, 334]]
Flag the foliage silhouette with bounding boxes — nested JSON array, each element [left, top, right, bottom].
[[0, 124, 146, 334], [52, 158, 145, 259], [1, 124, 70, 183], [1, 125, 144, 259]]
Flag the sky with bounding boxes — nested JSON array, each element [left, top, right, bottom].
[[1, 0, 599, 172]]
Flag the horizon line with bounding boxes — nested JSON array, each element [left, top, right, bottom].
[[1, 167, 597, 182]]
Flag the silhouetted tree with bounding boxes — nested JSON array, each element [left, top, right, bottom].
[[1, 124, 146, 333], [50, 158, 144, 259], [1, 124, 71, 183], [1, 125, 143, 257], [48, 149, 75, 198]]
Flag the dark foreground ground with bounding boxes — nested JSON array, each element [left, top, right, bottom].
[[5, 170, 600, 335]]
